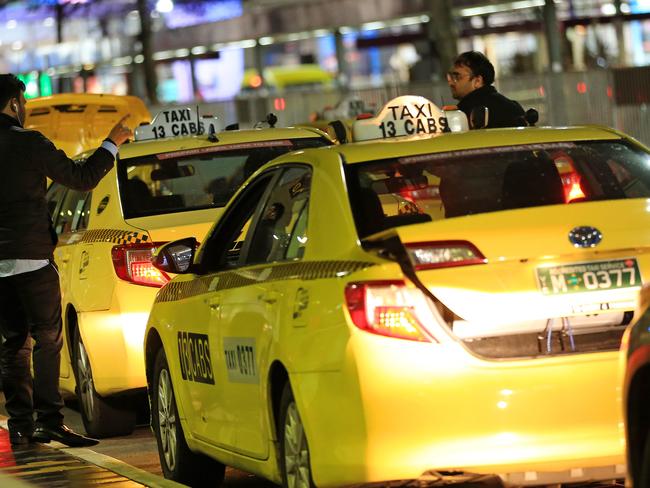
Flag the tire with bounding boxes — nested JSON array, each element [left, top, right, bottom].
[[152, 348, 225, 487], [279, 382, 315, 488], [73, 328, 136, 438]]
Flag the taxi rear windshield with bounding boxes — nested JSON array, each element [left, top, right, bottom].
[[347, 140, 650, 237], [118, 138, 328, 218]]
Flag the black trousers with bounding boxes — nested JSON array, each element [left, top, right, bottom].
[[0, 263, 64, 434]]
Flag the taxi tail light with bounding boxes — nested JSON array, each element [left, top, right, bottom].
[[562, 171, 586, 202], [111, 243, 170, 288], [344, 281, 435, 342], [405, 241, 487, 270]]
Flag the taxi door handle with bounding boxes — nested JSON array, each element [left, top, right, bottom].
[[206, 298, 220, 312], [59, 256, 70, 264], [259, 291, 279, 305]]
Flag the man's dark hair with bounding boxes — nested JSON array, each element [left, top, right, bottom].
[[0, 74, 26, 111], [454, 51, 495, 86]]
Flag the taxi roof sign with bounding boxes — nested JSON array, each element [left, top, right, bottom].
[[135, 107, 222, 141], [351, 95, 468, 142]]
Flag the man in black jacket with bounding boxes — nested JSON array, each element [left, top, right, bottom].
[[0, 74, 132, 448], [447, 51, 526, 128]]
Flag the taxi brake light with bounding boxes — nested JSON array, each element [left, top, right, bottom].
[[344, 281, 434, 342], [111, 243, 170, 288], [567, 182, 585, 201], [405, 241, 486, 270]]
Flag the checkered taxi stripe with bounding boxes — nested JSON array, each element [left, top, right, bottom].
[[155, 260, 376, 303], [81, 229, 150, 245]]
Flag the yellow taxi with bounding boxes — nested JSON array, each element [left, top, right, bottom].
[[44, 106, 332, 438], [144, 96, 645, 487], [242, 64, 334, 91], [25, 93, 150, 157]]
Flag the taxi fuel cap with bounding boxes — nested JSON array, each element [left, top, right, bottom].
[[350, 95, 468, 142], [135, 107, 222, 141]]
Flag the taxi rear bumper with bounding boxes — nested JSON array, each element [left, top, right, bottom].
[[292, 330, 624, 487]]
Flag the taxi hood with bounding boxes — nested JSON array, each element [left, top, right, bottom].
[[125, 208, 220, 244]]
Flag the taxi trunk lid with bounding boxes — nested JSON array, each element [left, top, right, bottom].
[[367, 199, 650, 358]]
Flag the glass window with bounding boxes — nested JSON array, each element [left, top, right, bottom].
[[54, 189, 89, 235], [246, 167, 311, 265], [45, 182, 67, 219], [77, 194, 92, 231], [198, 172, 277, 273], [346, 141, 650, 237], [118, 137, 329, 219]]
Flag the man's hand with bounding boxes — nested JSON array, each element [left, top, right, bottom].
[[107, 115, 133, 146]]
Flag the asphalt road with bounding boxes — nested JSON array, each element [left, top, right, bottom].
[[0, 393, 277, 487]]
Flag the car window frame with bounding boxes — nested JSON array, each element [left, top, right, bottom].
[[54, 188, 91, 236], [195, 168, 281, 275], [241, 164, 313, 266], [46, 182, 67, 227]]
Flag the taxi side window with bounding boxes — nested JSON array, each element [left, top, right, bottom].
[[55, 189, 90, 235], [198, 171, 277, 273], [46, 182, 67, 219], [77, 195, 92, 231], [245, 167, 312, 265]]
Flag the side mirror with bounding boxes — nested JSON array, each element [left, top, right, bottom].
[[152, 237, 198, 274], [469, 106, 489, 129]]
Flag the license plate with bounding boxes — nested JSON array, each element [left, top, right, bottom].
[[536, 258, 642, 295]]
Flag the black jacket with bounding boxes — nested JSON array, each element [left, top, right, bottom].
[[0, 113, 114, 260], [457, 85, 526, 129]]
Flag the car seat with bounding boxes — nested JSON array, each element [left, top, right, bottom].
[[126, 177, 153, 211], [355, 187, 386, 237], [501, 155, 565, 210]]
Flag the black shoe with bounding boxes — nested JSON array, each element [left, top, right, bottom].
[[9, 430, 32, 447], [32, 425, 99, 447]]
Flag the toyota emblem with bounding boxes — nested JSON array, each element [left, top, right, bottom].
[[568, 226, 602, 248]]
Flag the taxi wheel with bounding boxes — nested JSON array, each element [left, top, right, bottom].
[[73, 328, 136, 438], [279, 383, 315, 488], [152, 348, 226, 487]]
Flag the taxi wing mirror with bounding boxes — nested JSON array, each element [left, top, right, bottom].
[[469, 106, 489, 129], [153, 237, 198, 274]]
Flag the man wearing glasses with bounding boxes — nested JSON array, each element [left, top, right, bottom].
[[447, 51, 525, 128]]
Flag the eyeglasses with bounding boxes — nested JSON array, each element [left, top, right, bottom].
[[446, 71, 474, 82]]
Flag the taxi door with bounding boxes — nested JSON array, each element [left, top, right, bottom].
[[170, 280, 224, 444], [50, 187, 91, 379], [215, 166, 312, 459], [195, 170, 278, 451]]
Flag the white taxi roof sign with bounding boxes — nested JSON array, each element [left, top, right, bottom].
[[351, 95, 466, 142], [135, 107, 222, 141]]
